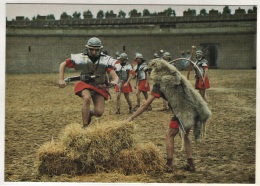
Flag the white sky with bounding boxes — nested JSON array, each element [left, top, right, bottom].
[[4, 1, 257, 20]]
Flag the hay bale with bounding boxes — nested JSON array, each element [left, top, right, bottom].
[[36, 140, 80, 176], [36, 121, 135, 175], [113, 143, 165, 175]]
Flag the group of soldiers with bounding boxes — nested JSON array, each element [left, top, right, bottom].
[[58, 37, 210, 172]]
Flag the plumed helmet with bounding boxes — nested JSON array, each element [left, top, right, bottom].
[[196, 50, 203, 57], [153, 53, 159, 58], [135, 53, 143, 59], [163, 52, 171, 58], [86, 37, 103, 49]]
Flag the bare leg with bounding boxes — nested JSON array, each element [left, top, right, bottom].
[[165, 128, 179, 171], [184, 129, 195, 172], [184, 130, 193, 158], [199, 89, 208, 102], [123, 93, 132, 113], [143, 92, 152, 110], [143, 91, 148, 100], [136, 90, 141, 106], [81, 89, 92, 128], [115, 92, 121, 114], [133, 90, 141, 111], [92, 93, 105, 118]]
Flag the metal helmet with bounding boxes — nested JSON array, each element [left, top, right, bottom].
[[163, 52, 171, 58], [119, 53, 128, 60], [196, 50, 204, 57], [153, 53, 159, 58], [115, 51, 120, 57], [86, 37, 103, 49], [86, 37, 103, 57], [135, 53, 143, 59]]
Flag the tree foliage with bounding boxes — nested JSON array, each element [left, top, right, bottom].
[[143, 9, 151, 16], [47, 14, 55, 20], [199, 9, 208, 16], [118, 10, 126, 18], [163, 7, 176, 16], [83, 10, 93, 16], [223, 6, 231, 15], [128, 9, 140, 16], [72, 11, 81, 19], [97, 10, 104, 18]]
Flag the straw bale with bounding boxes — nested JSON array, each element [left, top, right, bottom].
[[36, 121, 135, 175], [113, 143, 165, 175], [36, 140, 80, 176]]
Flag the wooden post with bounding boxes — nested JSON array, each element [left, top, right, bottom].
[[187, 46, 196, 79]]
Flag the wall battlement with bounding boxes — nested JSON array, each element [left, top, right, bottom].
[[6, 14, 257, 74]]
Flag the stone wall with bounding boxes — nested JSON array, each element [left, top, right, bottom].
[[6, 14, 257, 74]]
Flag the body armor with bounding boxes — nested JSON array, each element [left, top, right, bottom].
[[115, 63, 132, 82], [136, 62, 147, 80], [195, 58, 208, 78], [71, 53, 116, 84]]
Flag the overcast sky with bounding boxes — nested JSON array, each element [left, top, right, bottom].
[[4, 1, 258, 20]]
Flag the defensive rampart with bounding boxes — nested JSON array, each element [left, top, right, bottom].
[[6, 14, 257, 73]]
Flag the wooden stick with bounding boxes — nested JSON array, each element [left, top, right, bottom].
[[186, 46, 196, 80]]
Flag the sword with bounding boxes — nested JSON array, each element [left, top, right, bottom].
[[64, 74, 100, 82]]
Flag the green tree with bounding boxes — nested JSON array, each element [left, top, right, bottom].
[[118, 10, 126, 18], [97, 10, 104, 18], [32, 16, 36, 20], [185, 8, 196, 16], [199, 8, 208, 16], [143, 9, 150, 16], [60, 12, 71, 19], [253, 6, 257, 13], [83, 10, 93, 18], [72, 11, 81, 19], [47, 14, 55, 20], [128, 9, 139, 17], [223, 6, 231, 15], [164, 7, 176, 16], [24, 17, 30, 21], [105, 10, 115, 17]]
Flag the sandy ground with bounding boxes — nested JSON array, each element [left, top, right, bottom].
[[5, 69, 256, 183]]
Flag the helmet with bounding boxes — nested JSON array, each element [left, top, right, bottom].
[[86, 37, 103, 49], [86, 37, 103, 57], [163, 52, 171, 58], [153, 53, 159, 58], [135, 53, 143, 59], [196, 50, 203, 57], [115, 51, 120, 57], [119, 53, 128, 60], [160, 49, 164, 53]]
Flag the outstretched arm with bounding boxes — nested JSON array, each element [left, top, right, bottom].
[[58, 61, 67, 88], [127, 95, 156, 122]]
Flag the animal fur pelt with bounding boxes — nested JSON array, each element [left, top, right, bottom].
[[147, 58, 212, 142]]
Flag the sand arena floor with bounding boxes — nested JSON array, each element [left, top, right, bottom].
[[4, 69, 256, 183]]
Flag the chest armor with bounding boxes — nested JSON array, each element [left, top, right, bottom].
[[71, 53, 114, 84], [195, 59, 207, 78], [115, 63, 131, 81], [136, 63, 147, 80]]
